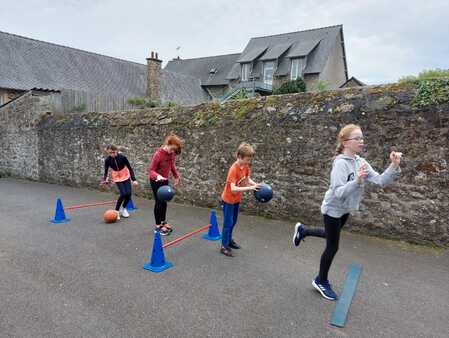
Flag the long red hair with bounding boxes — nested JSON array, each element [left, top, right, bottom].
[[164, 134, 183, 155]]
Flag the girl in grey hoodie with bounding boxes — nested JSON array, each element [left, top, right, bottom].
[[292, 124, 402, 300]]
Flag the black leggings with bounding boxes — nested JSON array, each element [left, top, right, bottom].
[[150, 180, 169, 225], [115, 179, 132, 211], [303, 213, 349, 282]]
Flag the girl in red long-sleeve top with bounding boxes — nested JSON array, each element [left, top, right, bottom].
[[148, 134, 182, 235]]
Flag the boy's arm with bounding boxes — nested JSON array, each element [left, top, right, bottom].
[[230, 182, 257, 192]]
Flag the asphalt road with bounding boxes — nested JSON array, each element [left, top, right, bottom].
[[1, 178, 448, 337]]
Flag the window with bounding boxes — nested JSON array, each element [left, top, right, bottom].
[[263, 61, 275, 85], [291, 58, 301, 80], [291, 58, 305, 80], [241, 63, 250, 81]]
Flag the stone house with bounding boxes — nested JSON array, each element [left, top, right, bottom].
[[1, 24, 350, 107], [165, 25, 349, 100]]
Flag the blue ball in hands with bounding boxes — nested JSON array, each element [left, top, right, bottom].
[[254, 183, 273, 203]]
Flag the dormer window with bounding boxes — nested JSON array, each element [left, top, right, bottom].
[[290, 58, 305, 80], [241, 63, 251, 81]]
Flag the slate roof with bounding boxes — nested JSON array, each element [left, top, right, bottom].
[[286, 39, 321, 58], [165, 53, 241, 86], [236, 46, 267, 63], [1, 25, 348, 105], [161, 70, 210, 105], [259, 43, 291, 61], [166, 25, 347, 85], [235, 25, 346, 78], [0, 30, 208, 106], [339, 76, 366, 88]]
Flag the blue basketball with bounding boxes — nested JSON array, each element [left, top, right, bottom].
[[254, 183, 273, 203], [157, 185, 175, 202]]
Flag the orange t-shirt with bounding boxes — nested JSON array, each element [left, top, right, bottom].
[[221, 161, 250, 204]]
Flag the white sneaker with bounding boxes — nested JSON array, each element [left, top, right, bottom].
[[121, 208, 130, 218], [116, 211, 121, 221]]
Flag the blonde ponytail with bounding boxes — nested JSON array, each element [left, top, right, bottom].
[[335, 142, 344, 156]]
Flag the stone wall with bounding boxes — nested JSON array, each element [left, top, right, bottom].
[[1, 84, 448, 246], [0, 91, 50, 179]]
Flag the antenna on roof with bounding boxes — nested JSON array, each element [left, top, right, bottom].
[[176, 46, 181, 59]]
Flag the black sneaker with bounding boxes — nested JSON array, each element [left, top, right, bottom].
[[292, 222, 305, 247], [229, 240, 241, 249], [220, 246, 233, 257], [155, 226, 170, 236], [161, 221, 173, 234]]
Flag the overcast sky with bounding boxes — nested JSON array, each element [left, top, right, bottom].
[[1, 0, 448, 84]]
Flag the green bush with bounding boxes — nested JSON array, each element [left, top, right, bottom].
[[127, 97, 159, 108], [397, 69, 449, 107], [233, 88, 249, 100], [127, 97, 145, 106], [70, 103, 86, 113], [273, 78, 306, 95], [144, 99, 159, 108], [412, 78, 449, 107], [399, 69, 449, 83], [165, 101, 178, 108]]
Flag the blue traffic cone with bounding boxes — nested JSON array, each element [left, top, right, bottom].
[[203, 209, 221, 241], [126, 198, 138, 211], [50, 198, 70, 223], [143, 230, 173, 273]]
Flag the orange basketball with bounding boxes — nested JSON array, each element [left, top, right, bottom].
[[103, 209, 118, 223]]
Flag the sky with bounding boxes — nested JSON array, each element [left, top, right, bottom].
[[1, 0, 448, 84]]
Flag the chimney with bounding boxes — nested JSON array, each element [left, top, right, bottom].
[[146, 51, 162, 101]]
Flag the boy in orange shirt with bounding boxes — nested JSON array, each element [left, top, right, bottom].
[[220, 143, 261, 257]]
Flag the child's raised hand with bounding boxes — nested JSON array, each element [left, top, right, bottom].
[[356, 164, 368, 184], [390, 151, 402, 168]]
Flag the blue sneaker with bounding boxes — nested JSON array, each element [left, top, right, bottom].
[[312, 277, 338, 301], [292, 222, 305, 247]]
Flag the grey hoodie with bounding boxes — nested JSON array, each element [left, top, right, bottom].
[[321, 154, 401, 218]]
